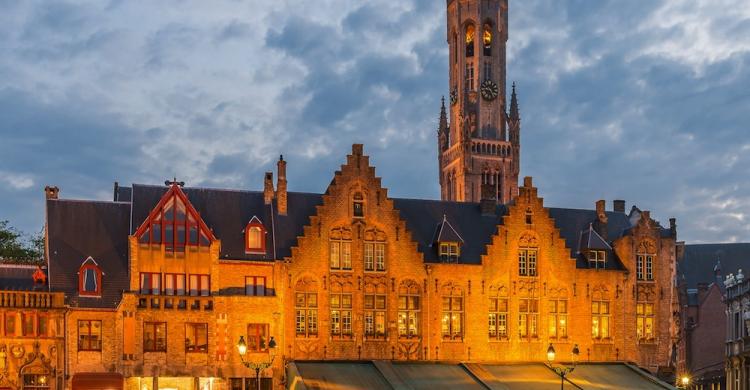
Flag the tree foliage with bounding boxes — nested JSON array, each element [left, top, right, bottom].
[[0, 220, 44, 264]]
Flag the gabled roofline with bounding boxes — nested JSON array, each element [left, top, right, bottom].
[[132, 183, 217, 242]]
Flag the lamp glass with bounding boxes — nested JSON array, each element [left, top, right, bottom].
[[681, 376, 690, 386], [546, 343, 555, 363], [237, 335, 247, 356]]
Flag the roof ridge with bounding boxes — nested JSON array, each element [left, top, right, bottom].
[[49, 199, 131, 205]]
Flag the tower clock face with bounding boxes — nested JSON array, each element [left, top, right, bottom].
[[481, 80, 498, 101]]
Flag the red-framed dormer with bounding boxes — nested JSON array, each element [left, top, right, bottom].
[[245, 216, 266, 255], [78, 257, 102, 297], [134, 181, 217, 253]]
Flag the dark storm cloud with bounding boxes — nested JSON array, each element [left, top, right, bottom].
[[1, 0, 749, 244]]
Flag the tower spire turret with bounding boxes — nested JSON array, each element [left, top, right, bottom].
[[509, 82, 520, 122]]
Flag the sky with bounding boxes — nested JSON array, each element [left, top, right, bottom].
[[1, 0, 749, 244]]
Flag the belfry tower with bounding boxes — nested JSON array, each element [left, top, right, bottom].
[[438, 0, 520, 204]]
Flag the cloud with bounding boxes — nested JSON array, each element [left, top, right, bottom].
[[0, 0, 748, 245]]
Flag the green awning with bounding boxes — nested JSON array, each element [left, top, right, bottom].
[[294, 362, 392, 390]]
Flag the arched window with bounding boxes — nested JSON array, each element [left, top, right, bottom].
[[441, 284, 463, 340], [483, 24, 492, 56], [364, 282, 387, 339], [330, 282, 353, 339], [398, 281, 421, 338], [245, 216, 266, 254], [465, 24, 475, 57], [489, 285, 508, 339], [78, 257, 102, 297], [453, 32, 458, 64], [295, 278, 318, 338]]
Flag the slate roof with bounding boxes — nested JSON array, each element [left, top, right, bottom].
[[0, 264, 45, 291], [129, 184, 322, 261], [47, 199, 131, 308], [44, 180, 681, 307], [680, 243, 750, 289], [393, 198, 506, 264]]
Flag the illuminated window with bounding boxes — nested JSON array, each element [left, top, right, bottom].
[[135, 184, 214, 253], [466, 24, 475, 57], [441, 286, 463, 340], [330, 284, 353, 339], [295, 278, 318, 338], [78, 320, 102, 351], [637, 303, 655, 341], [592, 300, 610, 339], [439, 242, 460, 263], [483, 24, 492, 56], [364, 284, 387, 340], [23, 373, 50, 390], [398, 281, 421, 338], [548, 299, 568, 338], [144, 322, 167, 352], [185, 323, 208, 353], [489, 287, 508, 339]]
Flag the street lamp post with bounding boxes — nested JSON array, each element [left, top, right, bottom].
[[677, 375, 691, 389], [237, 335, 277, 390], [546, 343, 580, 390]]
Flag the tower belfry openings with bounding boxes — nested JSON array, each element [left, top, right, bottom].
[[438, 0, 520, 204]]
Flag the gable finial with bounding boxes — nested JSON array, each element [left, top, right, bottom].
[[165, 177, 185, 187]]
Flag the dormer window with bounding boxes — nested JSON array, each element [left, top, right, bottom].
[[525, 208, 533, 224], [588, 250, 606, 269], [353, 192, 364, 218], [245, 216, 266, 254], [439, 242, 460, 263], [78, 257, 102, 297], [135, 182, 215, 254]]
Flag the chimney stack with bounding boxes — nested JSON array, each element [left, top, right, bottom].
[[480, 184, 496, 216], [613, 200, 625, 213], [594, 199, 608, 240], [669, 218, 677, 238], [276, 155, 288, 216], [263, 172, 275, 205], [44, 186, 59, 200]]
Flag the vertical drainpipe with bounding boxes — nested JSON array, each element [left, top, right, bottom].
[[64, 309, 69, 390], [425, 265, 431, 360]]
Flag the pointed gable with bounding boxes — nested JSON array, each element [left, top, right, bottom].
[[579, 224, 612, 252], [133, 182, 216, 252], [433, 215, 465, 244]]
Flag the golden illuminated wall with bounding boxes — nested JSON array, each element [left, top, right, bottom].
[[0, 291, 66, 390]]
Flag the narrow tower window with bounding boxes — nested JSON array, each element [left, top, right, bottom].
[[483, 24, 492, 56], [465, 24, 475, 57]]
